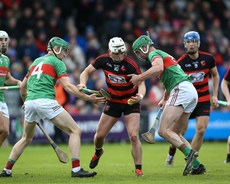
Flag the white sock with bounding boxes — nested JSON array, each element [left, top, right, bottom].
[[72, 166, 81, 173], [4, 168, 12, 174]]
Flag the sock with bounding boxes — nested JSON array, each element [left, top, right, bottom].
[[135, 165, 142, 170], [227, 154, 230, 160], [72, 158, 80, 172], [95, 148, 103, 157], [169, 146, 176, 156], [192, 159, 201, 168], [178, 143, 191, 156], [5, 159, 15, 171]]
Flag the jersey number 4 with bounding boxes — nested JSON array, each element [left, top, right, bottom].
[[31, 62, 43, 79]]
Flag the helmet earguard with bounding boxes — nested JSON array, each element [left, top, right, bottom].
[[184, 31, 200, 43], [108, 37, 127, 54], [47, 37, 69, 55], [0, 30, 9, 54]]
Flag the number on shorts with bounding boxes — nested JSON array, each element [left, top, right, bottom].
[[31, 62, 43, 79]]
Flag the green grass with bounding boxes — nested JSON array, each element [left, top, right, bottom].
[[0, 142, 230, 184]]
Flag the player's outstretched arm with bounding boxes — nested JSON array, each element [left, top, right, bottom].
[[60, 76, 105, 105], [79, 64, 97, 88], [20, 77, 28, 102], [5, 72, 21, 86]]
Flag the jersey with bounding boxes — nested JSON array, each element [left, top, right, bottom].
[[224, 67, 230, 82], [0, 54, 10, 102], [25, 54, 68, 100], [148, 49, 190, 92], [91, 54, 141, 104], [178, 51, 216, 103]]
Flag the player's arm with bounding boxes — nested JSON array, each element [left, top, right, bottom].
[[20, 77, 28, 102], [60, 76, 105, 105], [221, 78, 230, 106], [129, 58, 164, 86], [78, 64, 97, 89], [210, 66, 219, 107], [5, 72, 21, 86]]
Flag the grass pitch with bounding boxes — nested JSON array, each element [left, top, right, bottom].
[[0, 142, 229, 184]]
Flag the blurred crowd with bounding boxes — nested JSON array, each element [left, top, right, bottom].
[[1, 0, 230, 116]]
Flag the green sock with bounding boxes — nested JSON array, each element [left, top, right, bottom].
[[178, 143, 191, 156], [192, 159, 200, 168]]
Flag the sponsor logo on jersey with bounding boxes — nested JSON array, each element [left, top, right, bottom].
[[185, 64, 192, 67], [192, 61, 199, 68], [108, 74, 127, 84], [106, 63, 112, 67], [189, 72, 205, 83], [114, 65, 120, 72]]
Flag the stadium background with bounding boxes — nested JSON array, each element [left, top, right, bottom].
[[1, 0, 230, 144]]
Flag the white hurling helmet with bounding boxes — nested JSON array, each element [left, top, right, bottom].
[[108, 37, 127, 54], [0, 31, 9, 54]]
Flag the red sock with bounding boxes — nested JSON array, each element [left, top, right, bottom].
[[5, 159, 15, 170], [72, 159, 80, 168]]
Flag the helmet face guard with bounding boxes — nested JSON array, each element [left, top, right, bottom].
[[0, 31, 9, 54], [108, 37, 127, 61], [184, 31, 200, 54], [132, 35, 153, 61], [47, 37, 69, 57]]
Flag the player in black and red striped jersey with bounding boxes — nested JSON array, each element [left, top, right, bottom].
[[165, 31, 219, 174], [78, 37, 146, 176], [221, 68, 230, 163]]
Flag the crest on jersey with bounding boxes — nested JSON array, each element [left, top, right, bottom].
[[201, 60, 205, 66], [114, 65, 120, 72], [121, 65, 125, 71]]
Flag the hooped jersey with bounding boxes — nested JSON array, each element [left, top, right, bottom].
[[91, 54, 141, 104], [224, 67, 230, 82], [178, 51, 216, 103], [25, 54, 68, 100], [0, 54, 10, 102], [148, 49, 190, 92]]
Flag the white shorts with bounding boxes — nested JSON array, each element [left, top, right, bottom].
[[166, 81, 198, 113], [25, 99, 64, 123], [0, 102, 9, 118]]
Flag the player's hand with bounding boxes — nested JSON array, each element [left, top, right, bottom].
[[88, 94, 106, 105], [212, 96, 219, 108], [128, 94, 143, 105], [21, 104, 25, 110], [158, 98, 167, 108], [127, 74, 142, 87], [77, 84, 86, 91]]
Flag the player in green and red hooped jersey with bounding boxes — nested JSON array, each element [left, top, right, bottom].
[[0, 37, 105, 178], [0, 30, 21, 147], [129, 34, 205, 175]]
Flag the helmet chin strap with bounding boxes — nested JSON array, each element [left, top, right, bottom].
[[50, 43, 62, 59]]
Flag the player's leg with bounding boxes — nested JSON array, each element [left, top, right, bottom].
[[90, 113, 119, 169], [0, 113, 9, 147], [124, 113, 143, 176], [166, 118, 188, 167], [224, 136, 230, 163], [0, 120, 36, 177], [191, 116, 209, 151]]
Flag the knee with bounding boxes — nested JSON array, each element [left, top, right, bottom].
[[196, 127, 206, 137], [158, 128, 165, 138], [0, 129, 9, 139], [69, 125, 81, 137], [130, 133, 138, 145]]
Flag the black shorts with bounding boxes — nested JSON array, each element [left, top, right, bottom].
[[103, 101, 141, 118], [189, 101, 210, 119]]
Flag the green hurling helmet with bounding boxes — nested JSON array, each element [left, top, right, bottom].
[[132, 35, 153, 53], [47, 37, 69, 54]]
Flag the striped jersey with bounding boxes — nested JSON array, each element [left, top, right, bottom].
[[178, 51, 216, 103], [91, 54, 141, 104], [148, 49, 190, 92], [25, 54, 68, 100], [0, 54, 10, 102], [224, 67, 230, 82]]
